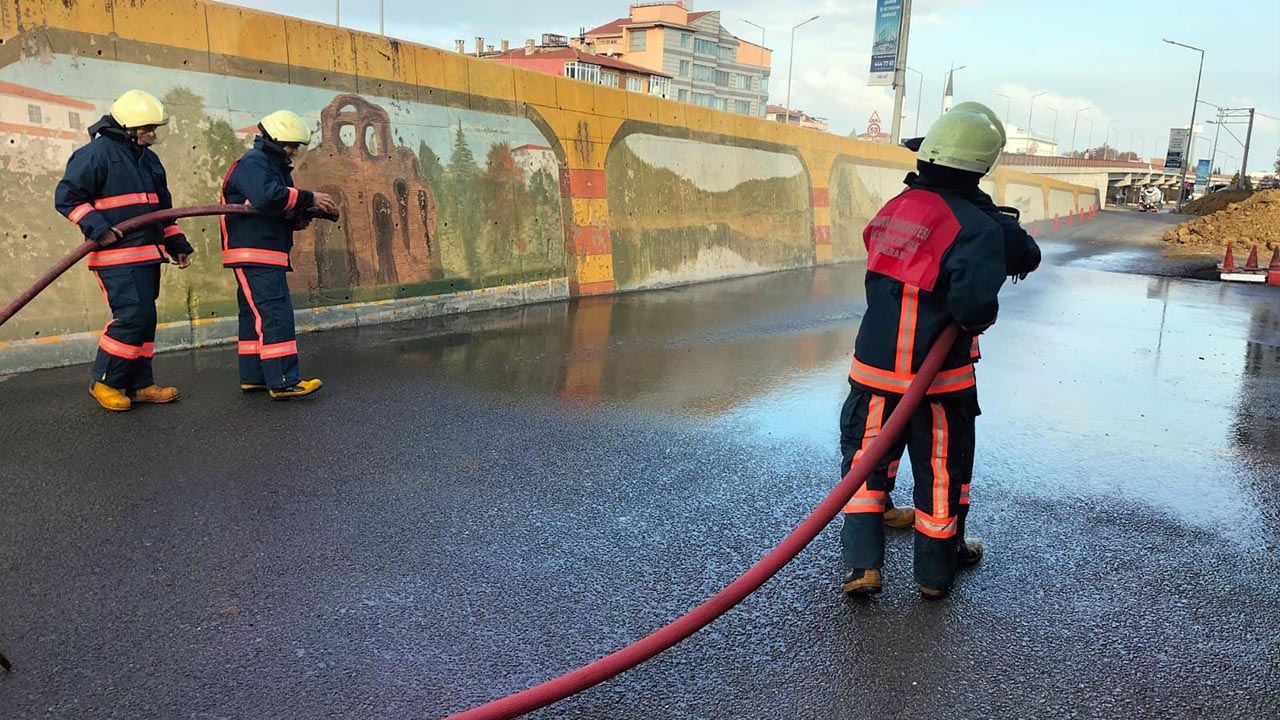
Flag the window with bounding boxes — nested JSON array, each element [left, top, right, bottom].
[[716, 45, 736, 61], [730, 74, 753, 90], [695, 38, 717, 55], [679, 60, 690, 77], [761, 76, 770, 93], [677, 89, 689, 102], [734, 99, 752, 115], [626, 76, 644, 92], [679, 32, 691, 48], [692, 64, 715, 82], [564, 61, 601, 84], [649, 76, 671, 98], [68, 111, 81, 130], [692, 92, 714, 108], [714, 70, 730, 87], [712, 97, 727, 111], [629, 29, 647, 52], [600, 72, 619, 88], [27, 104, 41, 124]]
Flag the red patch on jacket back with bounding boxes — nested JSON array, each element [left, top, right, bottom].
[[863, 190, 961, 292]]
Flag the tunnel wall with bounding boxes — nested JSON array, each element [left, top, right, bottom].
[[0, 0, 1095, 374]]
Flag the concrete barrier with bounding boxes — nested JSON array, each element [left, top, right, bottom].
[[0, 0, 1093, 374]]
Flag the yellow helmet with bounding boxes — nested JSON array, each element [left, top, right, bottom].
[[259, 110, 312, 144], [917, 103, 1005, 175], [110, 90, 168, 129]]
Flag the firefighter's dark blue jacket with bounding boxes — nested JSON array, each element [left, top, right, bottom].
[[54, 115, 192, 269], [220, 136, 315, 269], [850, 171, 1007, 398]]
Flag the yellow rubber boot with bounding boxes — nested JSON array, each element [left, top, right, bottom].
[[132, 385, 180, 403], [89, 382, 132, 412], [883, 507, 915, 529], [269, 378, 323, 400], [240, 383, 267, 392], [841, 569, 883, 595]]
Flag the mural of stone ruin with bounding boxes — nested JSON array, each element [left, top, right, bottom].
[[293, 94, 443, 292]]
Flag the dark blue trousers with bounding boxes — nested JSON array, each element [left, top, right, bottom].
[[92, 264, 159, 390], [233, 267, 300, 390]]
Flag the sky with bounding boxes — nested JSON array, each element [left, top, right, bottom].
[[224, 0, 1280, 177]]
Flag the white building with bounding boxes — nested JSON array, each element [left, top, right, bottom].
[[0, 81, 96, 172], [511, 144, 557, 181], [1002, 123, 1059, 157]]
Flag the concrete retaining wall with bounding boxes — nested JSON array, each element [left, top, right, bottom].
[[0, 0, 1095, 374]]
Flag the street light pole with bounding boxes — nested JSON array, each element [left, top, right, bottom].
[[1027, 91, 1047, 136], [1046, 106, 1059, 143], [1163, 37, 1204, 211], [905, 66, 924, 136], [1071, 106, 1090, 155], [380, 0, 384, 35], [742, 19, 766, 119], [336, 0, 340, 25], [996, 92, 1011, 124], [940, 64, 966, 113], [785, 15, 820, 125]]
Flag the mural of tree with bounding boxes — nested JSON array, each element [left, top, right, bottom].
[[446, 122, 482, 275], [480, 142, 527, 265]]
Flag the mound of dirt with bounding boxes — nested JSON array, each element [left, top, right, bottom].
[[1182, 189, 1253, 215], [1163, 189, 1280, 253]]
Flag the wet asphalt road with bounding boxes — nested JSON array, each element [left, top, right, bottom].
[[1, 211, 1278, 719]]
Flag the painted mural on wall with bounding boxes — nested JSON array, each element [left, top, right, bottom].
[[0, 54, 566, 342], [830, 161, 1006, 262], [605, 134, 811, 291], [829, 161, 907, 263]]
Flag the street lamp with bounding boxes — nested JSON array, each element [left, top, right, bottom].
[[1084, 117, 1094, 154], [1071, 106, 1091, 154], [785, 15, 820, 125], [1027, 91, 1047, 135], [1106, 118, 1119, 156], [940, 64, 966, 113], [742, 19, 766, 118], [1045, 106, 1059, 143], [905, 66, 924, 136], [1131, 129, 1144, 158], [996, 92, 1011, 124], [1163, 37, 1204, 211]]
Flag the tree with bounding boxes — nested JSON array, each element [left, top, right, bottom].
[[480, 143, 529, 262], [446, 122, 482, 274]]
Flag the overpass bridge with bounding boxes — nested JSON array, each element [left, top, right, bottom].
[[1000, 154, 1235, 208]]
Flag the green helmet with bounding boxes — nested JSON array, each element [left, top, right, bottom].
[[917, 103, 1005, 174], [951, 101, 1006, 146]]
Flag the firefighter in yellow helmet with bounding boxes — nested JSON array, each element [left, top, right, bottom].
[[54, 89, 194, 412], [220, 110, 337, 399], [839, 104, 1020, 600]]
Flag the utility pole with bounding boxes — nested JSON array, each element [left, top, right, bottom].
[[889, 0, 913, 145], [335, 0, 340, 26], [1163, 38, 1204, 212], [1238, 108, 1254, 188], [1209, 107, 1223, 178]]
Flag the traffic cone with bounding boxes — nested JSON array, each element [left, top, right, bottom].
[[1268, 247, 1280, 286], [1244, 245, 1260, 271], [1053, 214, 1059, 230], [1031, 219, 1038, 235], [1220, 244, 1236, 272], [1067, 211, 1074, 226]]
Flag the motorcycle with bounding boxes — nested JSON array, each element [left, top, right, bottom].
[[1138, 199, 1161, 212]]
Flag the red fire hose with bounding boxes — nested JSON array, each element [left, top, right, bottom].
[[444, 323, 963, 720], [0, 205, 260, 329]]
